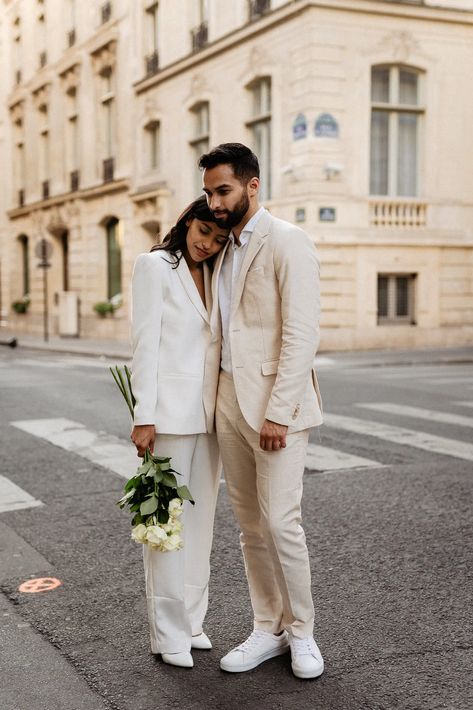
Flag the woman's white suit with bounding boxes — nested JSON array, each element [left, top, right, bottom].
[[131, 249, 221, 654]]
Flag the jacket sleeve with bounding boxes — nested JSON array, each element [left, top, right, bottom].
[[130, 253, 164, 425], [264, 231, 320, 426]]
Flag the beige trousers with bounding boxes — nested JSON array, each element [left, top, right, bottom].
[[143, 432, 220, 654], [216, 372, 314, 639]]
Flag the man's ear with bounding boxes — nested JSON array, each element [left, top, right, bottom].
[[248, 177, 260, 196]]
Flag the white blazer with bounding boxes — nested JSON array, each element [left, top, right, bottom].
[[130, 250, 217, 434]]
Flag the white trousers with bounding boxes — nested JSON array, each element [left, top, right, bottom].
[[142, 432, 220, 654], [216, 373, 314, 639]]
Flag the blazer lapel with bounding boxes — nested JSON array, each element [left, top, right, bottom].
[[231, 211, 271, 315], [210, 241, 229, 334], [176, 255, 209, 324]]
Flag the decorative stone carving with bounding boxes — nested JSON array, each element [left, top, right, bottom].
[[32, 83, 50, 110], [91, 40, 117, 76], [59, 63, 81, 95], [9, 100, 24, 124]]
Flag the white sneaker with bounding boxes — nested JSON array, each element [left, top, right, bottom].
[[191, 632, 212, 650], [220, 629, 289, 672], [161, 651, 194, 668], [289, 636, 324, 679]]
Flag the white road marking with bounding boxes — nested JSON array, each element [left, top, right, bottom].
[[11, 418, 139, 479], [357, 403, 473, 428], [454, 401, 473, 409], [323, 413, 473, 463], [0, 475, 43, 513], [305, 443, 381, 472]]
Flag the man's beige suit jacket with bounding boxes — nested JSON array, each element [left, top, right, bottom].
[[205, 209, 323, 434]]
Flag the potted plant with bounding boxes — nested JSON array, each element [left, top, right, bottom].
[[93, 293, 122, 318], [11, 294, 30, 314]]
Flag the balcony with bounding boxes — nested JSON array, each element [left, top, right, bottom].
[[67, 28, 76, 47], [18, 189, 24, 207], [39, 50, 47, 68], [369, 199, 427, 228], [145, 50, 159, 77], [42, 180, 50, 200], [249, 0, 270, 21], [101, 1, 112, 24], [191, 22, 208, 52], [103, 157, 114, 183], [70, 169, 80, 192]]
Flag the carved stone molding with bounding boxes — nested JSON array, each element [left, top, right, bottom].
[[91, 40, 117, 76], [9, 100, 24, 124], [365, 30, 432, 65], [32, 83, 51, 110], [59, 63, 81, 94]]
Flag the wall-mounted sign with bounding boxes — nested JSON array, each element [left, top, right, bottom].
[[319, 207, 336, 222], [314, 113, 339, 138], [292, 113, 307, 141], [295, 207, 306, 223]]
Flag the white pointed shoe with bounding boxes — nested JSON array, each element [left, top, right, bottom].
[[161, 651, 194, 668], [220, 629, 289, 672], [191, 632, 212, 650], [289, 636, 324, 679]]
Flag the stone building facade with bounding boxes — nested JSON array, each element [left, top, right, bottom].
[[1, 0, 472, 349]]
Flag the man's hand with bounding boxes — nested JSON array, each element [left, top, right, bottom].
[[131, 424, 156, 457], [259, 419, 288, 451]]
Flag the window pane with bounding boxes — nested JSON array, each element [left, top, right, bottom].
[[396, 277, 409, 317], [148, 124, 159, 169], [397, 112, 417, 197], [377, 276, 388, 318], [253, 120, 271, 200], [399, 70, 418, 105], [107, 220, 121, 299], [371, 68, 390, 103], [370, 110, 389, 195], [253, 79, 270, 116], [193, 138, 208, 195]]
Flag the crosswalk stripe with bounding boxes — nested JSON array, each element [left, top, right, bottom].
[[305, 443, 381, 472], [323, 413, 473, 462], [356, 403, 473, 428], [0, 475, 43, 513], [454, 401, 473, 409], [11, 418, 139, 479]]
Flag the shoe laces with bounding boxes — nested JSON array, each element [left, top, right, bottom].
[[290, 637, 315, 656], [237, 630, 269, 653]]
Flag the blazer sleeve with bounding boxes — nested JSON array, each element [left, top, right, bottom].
[[130, 253, 164, 425], [264, 230, 320, 426]]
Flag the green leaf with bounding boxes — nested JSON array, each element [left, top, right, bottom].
[[158, 508, 169, 524], [162, 472, 178, 488], [140, 496, 158, 515], [176, 485, 195, 504], [153, 468, 164, 484]]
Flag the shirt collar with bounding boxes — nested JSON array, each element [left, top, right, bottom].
[[229, 206, 266, 249]]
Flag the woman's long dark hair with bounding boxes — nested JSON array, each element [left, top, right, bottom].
[[150, 195, 220, 268]]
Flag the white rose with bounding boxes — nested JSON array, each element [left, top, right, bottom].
[[170, 519, 183, 534], [131, 524, 148, 544], [169, 499, 183, 518], [145, 525, 168, 547], [162, 533, 183, 552]]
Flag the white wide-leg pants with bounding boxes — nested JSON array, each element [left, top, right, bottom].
[[142, 432, 220, 654]]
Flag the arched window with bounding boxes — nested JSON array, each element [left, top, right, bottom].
[[18, 234, 29, 296], [105, 217, 121, 299], [246, 77, 271, 201], [370, 65, 424, 197]]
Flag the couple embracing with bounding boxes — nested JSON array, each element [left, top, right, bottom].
[[130, 143, 324, 680]]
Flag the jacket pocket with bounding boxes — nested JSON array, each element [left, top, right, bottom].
[[261, 359, 279, 376]]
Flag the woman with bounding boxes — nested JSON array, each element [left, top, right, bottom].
[[130, 196, 229, 668]]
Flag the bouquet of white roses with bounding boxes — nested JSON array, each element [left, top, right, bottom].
[[110, 365, 194, 552]]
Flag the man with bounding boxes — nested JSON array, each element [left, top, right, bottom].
[[199, 143, 324, 680]]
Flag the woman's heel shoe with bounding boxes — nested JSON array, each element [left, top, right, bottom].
[[161, 651, 194, 668]]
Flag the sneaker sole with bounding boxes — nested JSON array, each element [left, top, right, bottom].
[[292, 664, 324, 680], [220, 644, 290, 673]]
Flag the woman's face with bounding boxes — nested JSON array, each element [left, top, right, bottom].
[[185, 218, 229, 264]]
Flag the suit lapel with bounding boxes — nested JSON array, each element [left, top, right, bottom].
[[176, 255, 209, 324], [230, 211, 271, 315], [210, 241, 229, 334]]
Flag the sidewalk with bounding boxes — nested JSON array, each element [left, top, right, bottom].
[[1, 326, 472, 367]]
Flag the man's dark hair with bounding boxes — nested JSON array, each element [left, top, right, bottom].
[[198, 143, 260, 184]]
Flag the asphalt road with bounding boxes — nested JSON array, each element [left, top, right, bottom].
[[0, 347, 472, 710]]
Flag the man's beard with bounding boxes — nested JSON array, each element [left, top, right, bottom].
[[213, 192, 250, 229]]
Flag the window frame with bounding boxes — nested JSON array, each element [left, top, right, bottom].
[[377, 273, 417, 326]]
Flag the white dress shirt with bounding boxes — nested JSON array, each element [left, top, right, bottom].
[[219, 207, 266, 373]]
